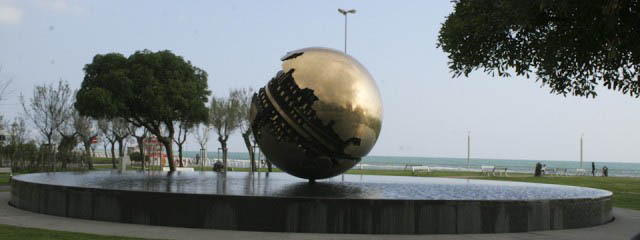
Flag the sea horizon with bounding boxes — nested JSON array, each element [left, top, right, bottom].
[[172, 150, 640, 177]]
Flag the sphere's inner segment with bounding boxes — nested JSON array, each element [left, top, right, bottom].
[[253, 68, 362, 161]]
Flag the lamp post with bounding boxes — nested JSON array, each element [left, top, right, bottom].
[[467, 131, 471, 170], [338, 8, 355, 181], [338, 8, 356, 54], [199, 147, 206, 170], [580, 133, 584, 169], [252, 143, 259, 172], [217, 147, 222, 171]]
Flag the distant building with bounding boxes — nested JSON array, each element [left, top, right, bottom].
[[143, 136, 166, 166]]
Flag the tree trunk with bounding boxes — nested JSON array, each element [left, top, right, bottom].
[[117, 139, 125, 157], [161, 138, 175, 171], [241, 131, 255, 172], [175, 127, 187, 168], [84, 142, 93, 170], [110, 141, 116, 169], [136, 137, 145, 171], [218, 135, 228, 172], [46, 135, 53, 171], [166, 124, 176, 171], [178, 144, 184, 167], [223, 144, 228, 172], [267, 159, 272, 172]]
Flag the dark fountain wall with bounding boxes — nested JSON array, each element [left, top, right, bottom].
[[10, 177, 612, 234]]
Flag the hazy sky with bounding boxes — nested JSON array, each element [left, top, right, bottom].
[[1, 0, 639, 163]]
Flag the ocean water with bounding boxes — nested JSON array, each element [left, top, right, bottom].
[[182, 151, 640, 177]]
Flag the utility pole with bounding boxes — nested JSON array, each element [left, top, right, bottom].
[[338, 8, 356, 54], [467, 131, 471, 170], [580, 133, 584, 169], [336, 7, 355, 182]]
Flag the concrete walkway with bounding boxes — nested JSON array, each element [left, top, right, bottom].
[[0, 192, 639, 240]]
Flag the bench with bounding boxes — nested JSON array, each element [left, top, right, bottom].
[[404, 164, 421, 171], [544, 168, 556, 175], [575, 168, 586, 176], [494, 167, 508, 176], [555, 168, 568, 176], [0, 167, 11, 174], [480, 166, 495, 176], [411, 166, 431, 175]]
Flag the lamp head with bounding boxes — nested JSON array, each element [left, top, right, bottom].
[[338, 8, 356, 15]]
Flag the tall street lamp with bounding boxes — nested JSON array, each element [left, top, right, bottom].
[[338, 8, 356, 54]]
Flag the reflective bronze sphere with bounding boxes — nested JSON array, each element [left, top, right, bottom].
[[250, 47, 383, 180]]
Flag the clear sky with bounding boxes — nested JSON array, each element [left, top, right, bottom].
[[1, 0, 639, 163]]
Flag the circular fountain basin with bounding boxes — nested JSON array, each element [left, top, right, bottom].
[[10, 171, 612, 234]]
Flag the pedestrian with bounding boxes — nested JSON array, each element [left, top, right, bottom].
[[213, 160, 224, 172], [534, 162, 542, 177], [592, 161, 596, 176]]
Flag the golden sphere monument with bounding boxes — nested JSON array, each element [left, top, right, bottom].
[[250, 47, 383, 180]]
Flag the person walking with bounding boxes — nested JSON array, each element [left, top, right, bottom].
[[534, 162, 542, 177], [591, 161, 596, 176]]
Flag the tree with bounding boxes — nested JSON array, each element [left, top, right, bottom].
[[8, 117, 28, 146], [21, 80, 73, 170], [193, 123, 211, 166], [98, 119, 117, 169], [128, 152, 143, 162], [173, 121, 192, 167], [6, 117, 28, 169], [235, 88, 257, 172], [58, 109, 80, 153], [437, 0, 640, 98], [0, 116, 6, 147], [128, 126, 148, 170], [210, 90, 243, 172], [21, 80, 73, 148], [99, 132, 109, 165], [75, 50, 210, 171], [0, 67, 12, 103], [57, 109, 80, 169], [75, 115, 98, 169], [112, 118, 130, 158]]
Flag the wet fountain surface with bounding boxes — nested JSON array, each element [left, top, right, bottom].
[[12, 171, 611, 200]]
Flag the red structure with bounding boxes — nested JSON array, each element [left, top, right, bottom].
[[143, 136, 166, 167]]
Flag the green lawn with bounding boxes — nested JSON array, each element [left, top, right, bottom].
[[0, 173, 10, 185], [345, 169, 531, 177], [92, 157, 114, 164], [0, 224, 151, 240], [93, 164, 116, 170]]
